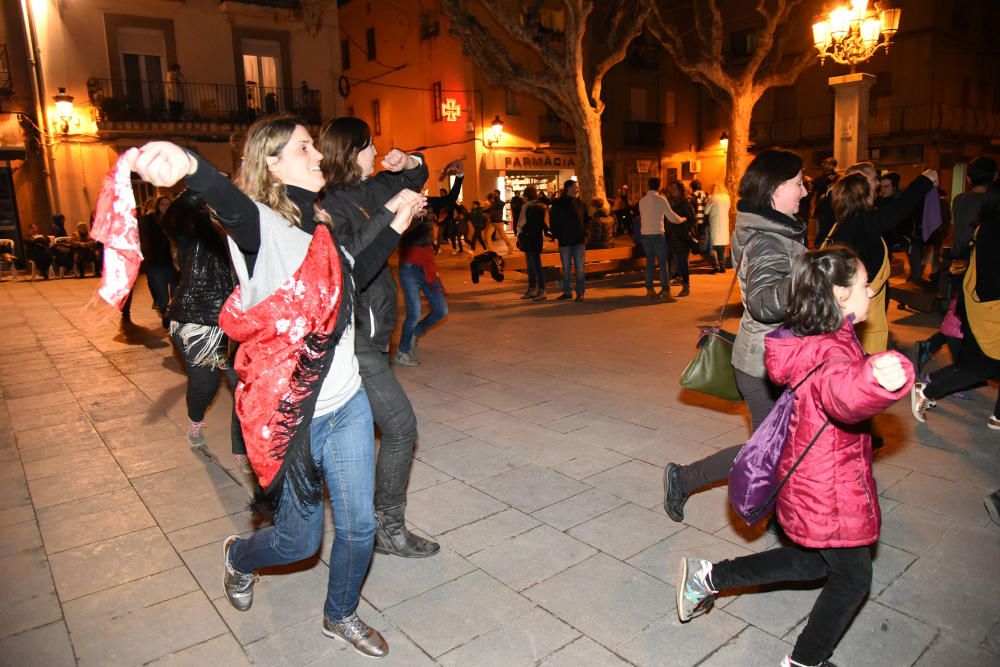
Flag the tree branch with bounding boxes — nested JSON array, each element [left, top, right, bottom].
[[591, 0, 653, 114], [453, 0, 563, 73], [648, 4, 733, 103]]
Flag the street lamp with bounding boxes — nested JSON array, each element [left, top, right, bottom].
[[52, 87, 75, 134], [487, 115, 504, 146], [812, 0, 900, 73], [811, 1, 901, 168]]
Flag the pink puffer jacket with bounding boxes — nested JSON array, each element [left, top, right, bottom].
[[764, 320, 914, 548]]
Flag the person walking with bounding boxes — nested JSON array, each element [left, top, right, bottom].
[[549, 179, 587, 301], [677, 246, 914, 667], [128, 115, 425, 658], [666, 180, 694, 296], [319, 116, 442, 560], [467, 200, 489, 252], [705, 183, 731, 273], [638, 177, 683, 300], [139, 194, 179, 326], [663, 149, 809, 522], [488, 189, 515, 254]]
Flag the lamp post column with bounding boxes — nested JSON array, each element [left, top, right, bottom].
[[829, 72, 876, 168]]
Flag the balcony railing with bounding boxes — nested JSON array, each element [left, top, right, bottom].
[[90, 78, 322, 126], [749, 104, 1000, 147], [0, 44, 12, 97]]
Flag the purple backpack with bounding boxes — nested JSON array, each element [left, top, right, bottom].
[[728, 362, 831, 526]]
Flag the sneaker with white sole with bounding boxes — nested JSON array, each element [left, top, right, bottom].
[[780, 656, 838, 667], [988, 416, 1000, 431], [910, 382, 936, 423], [223, 535, 258, 611], [676, 557, 717, 622], [322, 613, 388, 658], [187, 420, 206, 447]]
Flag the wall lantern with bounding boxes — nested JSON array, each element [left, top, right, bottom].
[[441, 98, 462, 122], [52, 87, 75, 134], [488, 115, 504, 146], [719, 131, 729, 152], [812, 0, 901, 72]]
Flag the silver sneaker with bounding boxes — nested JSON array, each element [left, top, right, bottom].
[[187, 420, 206, 447], [322, 613, 389, 658], [910, 382, 936, 423], [223, 535, 258, 612], [392, 349, 419, 367], [676, 557, 717, 622]]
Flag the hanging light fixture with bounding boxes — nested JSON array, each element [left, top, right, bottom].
[[719, 131, 729, 152], [488, 115, 505, 146], [52, 87, 75, 134]]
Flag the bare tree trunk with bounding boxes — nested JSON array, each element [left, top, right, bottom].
[[724, 93, 756, 230], [571, 111, 607, 205]]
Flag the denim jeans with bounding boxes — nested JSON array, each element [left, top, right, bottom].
[[398, 263, 448, 354], [640, 234, 669, 290], [229, 387, 376, 620], [356, 350, 418, 511], [524, 251, 544, 291], [146, 265, 177, 316], [711, 545, 873, 665], [559, 243, 585, 296]]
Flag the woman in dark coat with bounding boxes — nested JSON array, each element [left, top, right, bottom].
[[517, 185, 550, 300], [666, 180, 695, 296]]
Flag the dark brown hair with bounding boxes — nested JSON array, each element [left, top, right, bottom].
[[831, 172, 872, 222], [319, 116, 372, 190], [784, 246, 860, 336], [738, 149, 803, 210]]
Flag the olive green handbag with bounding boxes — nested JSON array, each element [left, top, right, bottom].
[[679, 268, 742, 402]]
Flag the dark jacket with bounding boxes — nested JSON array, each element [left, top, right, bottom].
[[404, 175, 463, 249], [831, 175, 933, 277], [730, 203, 808, 377], [139, 212, 175, 268], [487, 197, 505, 223], [161, 192, 234, 326], [322, 156, 429, 354], [518, 201, 549, 253], [667, 197, 695, 243], [549, 195, 587, 246]]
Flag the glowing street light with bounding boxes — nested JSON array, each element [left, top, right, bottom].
[[487, 115, 504, 146], [812, 0, 901, 73], [52, 87, 75, 134]]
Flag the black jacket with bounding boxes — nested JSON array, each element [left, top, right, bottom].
[[518, 201, 549, 252], [549, 195, 586, 246], [139, 212, 175, 268], [322, 156, 428, 353], [161, 192, 235, 326]]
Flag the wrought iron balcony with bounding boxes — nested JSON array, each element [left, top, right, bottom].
[[89, 78, 321, 127]]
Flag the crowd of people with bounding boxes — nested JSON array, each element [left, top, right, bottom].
[[16, 109, 993, 665]]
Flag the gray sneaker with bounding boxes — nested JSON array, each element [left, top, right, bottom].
[[322, 613, 389, 658], [392, 349, 419, 367], [676, 557, 717, 622], [187, 420, 206, 448], [223, 535, 258, 612]]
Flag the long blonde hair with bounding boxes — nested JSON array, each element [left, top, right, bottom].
[[233, 114, 310, 226]]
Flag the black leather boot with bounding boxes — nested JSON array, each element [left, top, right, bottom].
[[374, 504, 440, 558]]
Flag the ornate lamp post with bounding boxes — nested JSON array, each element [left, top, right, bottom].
[[812, 0, 901, 167]]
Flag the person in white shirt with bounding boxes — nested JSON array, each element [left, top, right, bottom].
[[638, 177, 684, 300], [705, 183, 732, 273]]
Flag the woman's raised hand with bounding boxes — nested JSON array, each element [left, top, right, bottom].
[[126, 142, 197, 187], [922, 169, 939, 187], [381, 148, 413, 173], [385, 188, 426, 214]]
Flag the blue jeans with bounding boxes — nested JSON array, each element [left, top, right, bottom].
[[229, 387, 376, 620], [146, 264, 177, 316], [398, 263, 448, 354], [640, 234, 669, 290], [524, 251, 544, 291], [559, 244, 585, 296]]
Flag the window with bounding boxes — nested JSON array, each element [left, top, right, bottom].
[[366, 28, 376, 61], [118, 27, 167, 111], [341, 39, 351, 71], [372, 99, 381, 136], [242, 38, 283, 114], [431, 81, 442, 122], [729, 29, 757, 59], [629, 87, 649, 122], [664, 91, 676, 126], [505, 88, 520, 116]]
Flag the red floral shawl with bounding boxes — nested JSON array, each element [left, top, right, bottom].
[[218, 224, 344, 497]]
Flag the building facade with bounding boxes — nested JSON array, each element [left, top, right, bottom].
[[0, 0, 344, 253]]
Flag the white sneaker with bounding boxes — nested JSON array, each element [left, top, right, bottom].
[[910, 382, 936, 423], [988, 416, 1000, 431]]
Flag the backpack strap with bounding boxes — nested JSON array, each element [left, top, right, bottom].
[[762, 418, 831, 511]]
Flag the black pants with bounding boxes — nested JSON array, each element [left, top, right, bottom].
[[170, 329, 246, 455], [356, 349, 418, 511], [668, 235, 690, 284], [468, 226, 488, 251], [712, 545, 872, 665], [712, 245, 727, 271], [677, 368, 781, 496], [444, 219, 464, 251], [925, 363, 1000, 417]]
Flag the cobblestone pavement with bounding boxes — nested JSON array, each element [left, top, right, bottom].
[[1, 253, 997, 666]]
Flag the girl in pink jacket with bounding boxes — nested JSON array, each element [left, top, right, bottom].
[[676, 246, 915, 667]]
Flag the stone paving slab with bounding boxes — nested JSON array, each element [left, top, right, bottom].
[[2, 261, 999, 665]]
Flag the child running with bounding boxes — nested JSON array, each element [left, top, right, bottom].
[[676, 246, 915, 667]]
